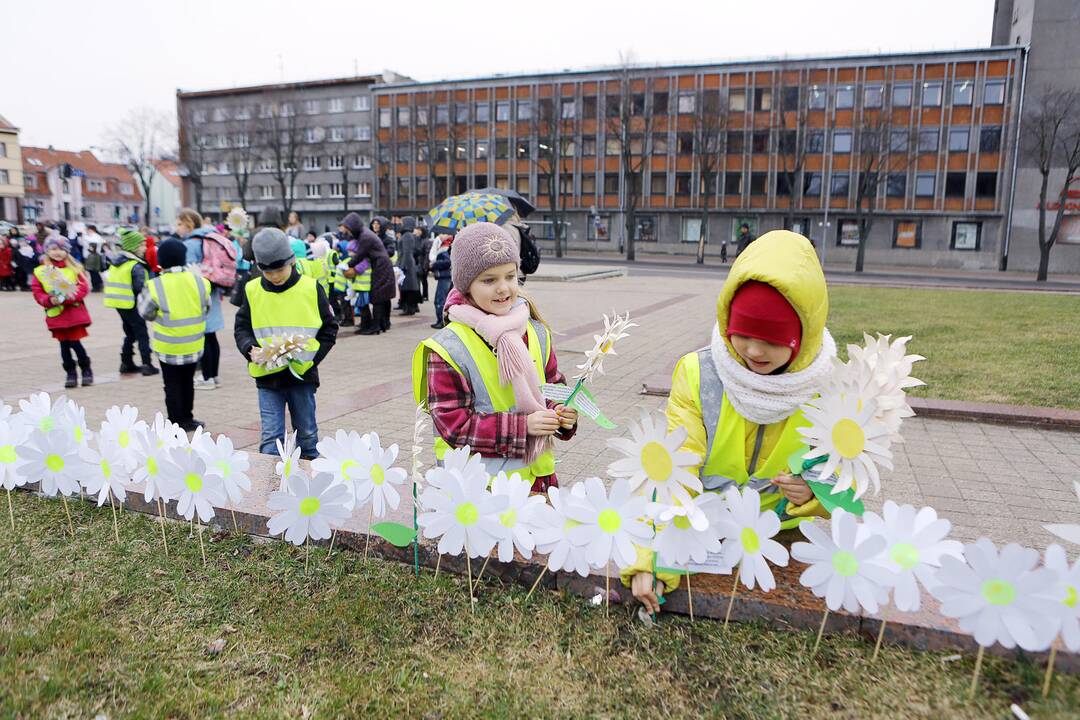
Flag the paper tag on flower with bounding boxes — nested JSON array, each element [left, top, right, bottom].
[[656, 550, 734, 576]]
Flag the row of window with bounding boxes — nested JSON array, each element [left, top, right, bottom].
[[201, 155, 373, 175], [197, 125, 372, 148], [192, 96, 372, 124], [250, 182, 372, 200], [24, 175, 134, 195], [380, 125, 1004, 163], [377, 79, 1008, 128]]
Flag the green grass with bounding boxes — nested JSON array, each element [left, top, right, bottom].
[[829, 286, 1080, 409], [2, 493, 1078, 719]]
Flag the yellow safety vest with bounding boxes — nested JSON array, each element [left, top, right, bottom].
[[297, 258, 329, 294], [351, 263, 372, 293], [682, 349, 812, 530], [245, 274, 322, 378], [412, 319, 556, 483], [147, 271, 209, 361], [103, 258, 138, 309], [33, 264, 81, 318]]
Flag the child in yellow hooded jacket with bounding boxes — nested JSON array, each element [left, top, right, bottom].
[[624, 230, 836, 613]]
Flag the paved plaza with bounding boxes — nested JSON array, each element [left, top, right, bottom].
[[2, 272, 1078, 549]]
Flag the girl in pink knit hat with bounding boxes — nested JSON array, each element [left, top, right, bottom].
[[412, 222, 577, 492]]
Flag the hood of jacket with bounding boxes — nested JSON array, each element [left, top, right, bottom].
[[716, 230, 828, 373]]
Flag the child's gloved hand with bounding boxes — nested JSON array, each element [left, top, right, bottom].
[[527, 410, 560, 437], [554, 404, 578, 429], [631, 571, 663, 615], [771, 471, 813, 505]]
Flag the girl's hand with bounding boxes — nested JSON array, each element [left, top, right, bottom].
[[49, 296, 63, 306], [631, 571, 663, 615], [771, 471, 813, 505], [554, 404, 578, 429], [527, 410, 560, 437]]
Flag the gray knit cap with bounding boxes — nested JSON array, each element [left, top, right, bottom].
[[252, 227, 294, 269], [451, 222, 519, 293]]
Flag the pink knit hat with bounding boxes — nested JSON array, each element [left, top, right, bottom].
[[451, 222, 519, 293]]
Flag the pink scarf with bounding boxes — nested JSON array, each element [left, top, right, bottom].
[[445, 289, 550, 464]]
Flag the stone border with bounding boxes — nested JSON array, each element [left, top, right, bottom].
[[23, 485, 1076, 675], [641, 377, 1080, 432]]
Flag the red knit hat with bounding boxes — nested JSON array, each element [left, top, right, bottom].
[[727, 281, 802, 361]]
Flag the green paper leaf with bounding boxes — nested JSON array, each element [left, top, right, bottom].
[[571, 386, 617, 429], [370, 522, 417, 547], [787, 445, 828, 476], [655, 566, 692, 576], [806, 480, 865, 516]]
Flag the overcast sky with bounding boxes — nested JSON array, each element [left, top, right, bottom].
[[4, 0, 995, 152]]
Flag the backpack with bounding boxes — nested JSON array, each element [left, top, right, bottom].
[[517, 223, 541, 277], [199, 232, 238, 288]]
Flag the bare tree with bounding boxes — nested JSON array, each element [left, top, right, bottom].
[[606, 58, 654, 261], [177, 108, 208, 214], [851, 107, 917, 272], [773, 72, 812, 233], [414, 109, 440, 205], [105, 107, 175, 225], [335, 132, 369, 215], [690, 89, 728, 264], [260, 92, 306, 217], [531, 90, 581, 257], [1023, 87, 1080, 282], [225, 115, 259, 211]]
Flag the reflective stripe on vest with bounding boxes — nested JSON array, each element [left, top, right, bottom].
[[351, 266, 372, 292], [103, 259, 137, 309], [33, 264, 81, 318], [245, 275, 322, 378], [692, 349, 813, 529], [148, 272, 208, 360], [413, 319, 553, 481], [298, 258, 329, 294]]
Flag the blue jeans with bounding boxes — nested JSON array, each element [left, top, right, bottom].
[[258, 384, 319, 458], [434, 278, 452, 325]]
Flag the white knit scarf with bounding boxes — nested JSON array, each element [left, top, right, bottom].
[[710, 323, 837, 425]]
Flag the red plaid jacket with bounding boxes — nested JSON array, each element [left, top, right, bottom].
[[426, 330, 577, 492]]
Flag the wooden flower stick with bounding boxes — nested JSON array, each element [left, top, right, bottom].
[[61, 495, 75, 536], [157, 498, 169, 556], [810, 608, 830, 659], [363, 505, 374, 563], [434, 553, 442, 581], [872, 619, 887, 662], [196, 518, 207, 567], [686, 572, 694, 622], [466, 552, 474, 613], [723, 566, 742, 629], [605, 569, 611, 617], [326, 529, 338, 560], [526, 565, 547, 601], [230, 508, 239, 533], [1042, 642, 1059, 698], [6, 488, 14, 531], [304, 537, 311, 574], [109, 493, 120, 544], [969, 645, 985, 699], [472, 555, 491, 594]]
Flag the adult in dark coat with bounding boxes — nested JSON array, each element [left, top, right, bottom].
[[343, 212, 395, 334], [396, 217, 421, 316], [417, 226, 432, 302]]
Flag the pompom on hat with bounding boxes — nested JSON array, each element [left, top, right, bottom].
[[118, 228, 146, 253], [451, 222, 519, 293]]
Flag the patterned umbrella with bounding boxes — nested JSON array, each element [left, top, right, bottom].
[[427, 192, 514, 235]]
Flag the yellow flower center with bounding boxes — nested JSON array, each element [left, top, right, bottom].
[[600, 341, 613, 354], [340, 459, 357, 477], [598, 509, 622, 534], [563, 518, 581, 532], [371, 464, 386, 486], [455, 502, 479, 526], [73, 425, 84, 443], [890, 543, 920, 570], [1064, 586, 1077, 609], [146, 457, 158, 475], [100, 460, 111, 479], [981, 579, 1016, 606], [283, 458, 292, 476], [832, 551, 859, 577], [831, 418, 866, 459], [0, 445, 15, 464], [118, 431, 130, 448], [673, 515, 692, 530], [45, 454, 64, 473], [215, 460, 231, 479], [39, 416, 54, 433], [740, 527, 760, 554], [640, 441, 673, 482], [299, 497, 321, 516], [184, 473, 202, 493], [499, 509, 518, 528]]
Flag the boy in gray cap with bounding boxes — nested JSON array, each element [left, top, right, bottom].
[[233, 228, 338, 459]]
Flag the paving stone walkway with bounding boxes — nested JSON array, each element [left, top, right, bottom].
[[2, 272, 1077, 549]]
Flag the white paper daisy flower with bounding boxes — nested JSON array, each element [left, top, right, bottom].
[[79, 441, 130, 507], [715, 485, 789, 592], [133, 423, 180, 503], [160, 447, 226, 523], [533, 483, 592, 577], [1045, 481, 1080, 547], [98, 404, 147, 472], [1042, 544, 1080, 652], [275, 431, 304, 490], [792, 509, 895, 614], [932, 538, 1060, 651], [648, 492, 725, 568], [17, 429, 87, 497], [266, 472, 352, 546], [861, 500, 964, 612], [565, 477, 652, 569], [799, 393, 893, 499], [352, 432, 407, 519], [417, 467, 507, 558], [60, 398, 91, 447], [198, 434, 251, 505], [0, 412, 30, 490], [575, 311, 636, 383], [840, 333, 925, 441], [607, 412, 702, 504], [490, 470, 550, 563], [312, 429, 370, 509], [17, 392, 66, 434], [149, 412, 185, 449], [424, 444, 488, 495]]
